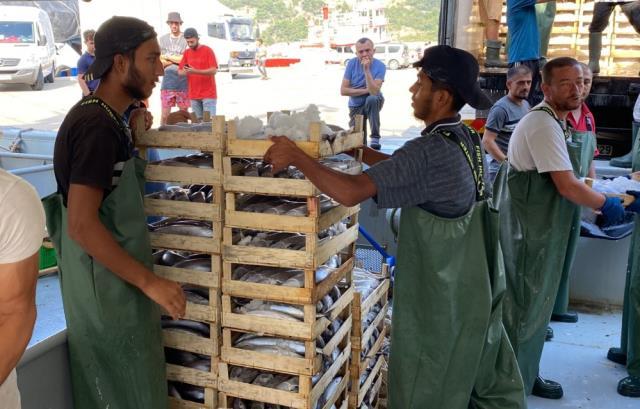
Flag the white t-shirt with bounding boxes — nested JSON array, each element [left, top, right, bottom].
[[508, 101, 573, 173], [0, 169, 46, 263], [0, 169, 46, 408]]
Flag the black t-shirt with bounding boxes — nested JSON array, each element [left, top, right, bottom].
[[54, 97, 134, 205]]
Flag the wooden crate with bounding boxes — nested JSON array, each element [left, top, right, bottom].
[[222, 254, 355, 305], [221, 308, 352, 377], [351, 356, 384, 409], [225, 115, 364, 159], [349, 278, 390, 409], [225, 191, 359, 233], [218, 331, 351, 409], [221, 284, 354, 341], [135, 115, 225, 152], [150, 222, 223, 254], [168, 390, 217, 409]]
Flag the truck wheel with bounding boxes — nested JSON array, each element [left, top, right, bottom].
[[45, 65, 55, 83], [31, 68, 44, 91], [231, 73, 238, 79], [388, 59, 399, 70]]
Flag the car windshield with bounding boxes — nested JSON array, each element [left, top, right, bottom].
[[0, 21, 34, 44], [229, 23, 253, 42]]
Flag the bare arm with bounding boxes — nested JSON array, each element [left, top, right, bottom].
[[184, 66, 217, 76], [340, 78, 369, 97], [363, 63, 382, 95], [67, 184, 185, 318], [481, 129, 507, 163], [359, 147, 390, 166], [265, 136, 377, 206], [588, 161, 596, 179], [0, 253, 38, 385], [550, 170, 606, 209], [78, 74, 91, 96]]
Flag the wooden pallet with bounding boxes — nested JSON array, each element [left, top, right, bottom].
[[218, 331, 351, 409], [222, 253, 355, 305], [349, 278, 390, 409], [150, 222, 223, 254], [221, 283, 354, 341], [168, 391, 218, 409], [225, 114, 364, 159]]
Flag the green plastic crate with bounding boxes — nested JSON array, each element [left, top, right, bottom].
[[39, 245, 57, 270]]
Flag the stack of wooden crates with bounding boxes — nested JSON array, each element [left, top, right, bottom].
[[136, 116, 225, 409], [218, 114, 363, 409], [136, 113, 391, 408]]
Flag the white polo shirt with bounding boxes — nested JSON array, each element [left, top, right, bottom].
[[508, 101, 574, 173]]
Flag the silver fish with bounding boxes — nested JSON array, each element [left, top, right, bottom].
[[275, 376, 299, 392], [161, 319, 210, 338], [173, 257, 211, 271], [230, 366, 260, 383]]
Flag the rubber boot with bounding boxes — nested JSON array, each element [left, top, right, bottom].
[[532, 375, 564, 399], [607, 347, 627, 365], [545, 326, 554, 342], [588, 32, 602, 74], [484, 40, 508, 68], [610, 121, 639, 168], [618, 376, 640, 397]]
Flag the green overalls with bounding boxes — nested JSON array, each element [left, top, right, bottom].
[[387, 126, 526, 409], [500, 106, 593, 393], [552, 127, 597, 315], [43, 99, 167, 408]]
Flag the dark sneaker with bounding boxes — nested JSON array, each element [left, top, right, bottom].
[[618, 376, 640, 397], [532, 376, 563, 399], [607, 347, 627, 365], [370, 140, 381, 150], [545, 326, 554, 342], [551, 311, 579, 323]]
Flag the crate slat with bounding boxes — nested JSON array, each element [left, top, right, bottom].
[[154, 261, 220, 289], [151, 231, 221, 254], [145, 198, 222, 221]]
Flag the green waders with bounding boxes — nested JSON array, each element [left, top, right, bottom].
[[552, 130, 597, 316], [500, 108, 590, 393], [616, 135, 640, 383], [43, 157, 168, 409], [387, 128, 526, 409], [536, 1, 557, 59]]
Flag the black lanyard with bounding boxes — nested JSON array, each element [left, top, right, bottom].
[[80, 97, 134, 154], [533, 105, 572, 141], [434, 125, 486, 201]]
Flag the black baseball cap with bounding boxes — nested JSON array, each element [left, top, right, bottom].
[[413, 45, 492, 110], [184, 28, 198, 39], [84, 16, 157, 81]]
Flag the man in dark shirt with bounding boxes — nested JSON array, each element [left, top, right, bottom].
[[265, 45, 526, 408], [48, 16, 185, 409], [77, 29, 100, 96]]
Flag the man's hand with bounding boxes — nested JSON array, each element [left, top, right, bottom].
[[264, 136, 305, 173], [129, 108, 153, 138], [361, 56, 371, 71], [142, 276, 186, 320], [166, 110, 191, 125]]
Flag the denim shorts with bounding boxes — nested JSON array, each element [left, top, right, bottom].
[[191, 98, 217, 120]]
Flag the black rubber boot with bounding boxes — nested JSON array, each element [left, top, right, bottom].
[[588, 32, 601, 74], [545, 326, 554, 341], [484, 40, 508, 68], [618, 376, 640, 397], [607, 347, 627, 366], [532, 375, 564, 399], [551, 311, 579, 323]]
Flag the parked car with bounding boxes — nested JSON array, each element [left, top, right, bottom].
[[374, 43, 411, 70], [0, 5, 57, 90]]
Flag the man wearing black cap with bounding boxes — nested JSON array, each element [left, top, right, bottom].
[[179, 27, 218, 121], [264, 45, 526, 408], [45, 16, 185, 409]]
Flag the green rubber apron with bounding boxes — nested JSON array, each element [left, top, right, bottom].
[[42, 102, 167, 408], [388, 127, 525, 409], [499, 106, 587, 393], [618, 134, 640, 377], [552, 129, 596, 315]]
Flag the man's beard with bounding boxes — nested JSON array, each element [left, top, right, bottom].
[[124, 64, 148, 100]]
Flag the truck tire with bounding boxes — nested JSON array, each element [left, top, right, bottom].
[[231, 73, 238, 79], [388, 59, 399, 70], [31, 68, 44, 91], [45, 65, 55, 83]]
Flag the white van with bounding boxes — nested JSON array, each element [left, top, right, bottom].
[[0, 6, 56, 90]]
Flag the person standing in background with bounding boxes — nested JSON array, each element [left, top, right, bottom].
[[77, 29, 99, 97], [256, 38, 269, 80], [179, 28, 218, 121], [159, 12, 190, 125]]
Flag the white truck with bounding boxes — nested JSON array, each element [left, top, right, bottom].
[[78, 0, 256, 78], [0, 5, 56, 90]]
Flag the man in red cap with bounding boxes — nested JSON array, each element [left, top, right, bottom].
[[45, 16, 185, 409], [265, 45, 526, 408]]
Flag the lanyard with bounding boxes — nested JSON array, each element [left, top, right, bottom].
[[80, 97, 134, 153], [533, 105, 572, 141], [434, 125, 486, 201]]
